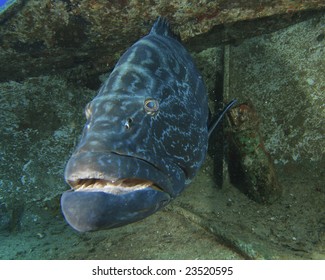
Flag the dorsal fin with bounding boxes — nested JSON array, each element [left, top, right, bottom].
[[208, 99, 237, 138], [150, 17, 181, 41]]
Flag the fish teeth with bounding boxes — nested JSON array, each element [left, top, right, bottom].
[[74, 178, 157, 193]]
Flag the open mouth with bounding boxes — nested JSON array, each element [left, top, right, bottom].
[[68, 178, 163, 195]]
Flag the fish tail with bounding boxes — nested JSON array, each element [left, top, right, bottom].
[[150, 17, 181, 41]]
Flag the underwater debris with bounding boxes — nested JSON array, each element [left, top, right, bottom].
[[226, 101, 282, 204]]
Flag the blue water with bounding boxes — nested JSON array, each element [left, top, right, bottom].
[[0, 0, 15, 12]]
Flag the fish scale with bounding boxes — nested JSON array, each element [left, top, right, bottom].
[[61, 17, 220, 232]]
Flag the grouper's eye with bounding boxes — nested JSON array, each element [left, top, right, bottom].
[[144, 98, 159, 115]]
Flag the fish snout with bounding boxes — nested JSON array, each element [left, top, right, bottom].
[[62, 151, 174, 231]]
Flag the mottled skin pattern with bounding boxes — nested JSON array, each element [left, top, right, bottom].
[[61, 18, 209, 232]]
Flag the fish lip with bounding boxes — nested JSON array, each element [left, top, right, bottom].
[[61, 187, 171, 232], [64, 151, 175, 196]]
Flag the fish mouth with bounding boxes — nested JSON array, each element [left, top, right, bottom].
[[64, 151, 176, 195], [69, 178, 163, 195], [61, 151, 173, 232]]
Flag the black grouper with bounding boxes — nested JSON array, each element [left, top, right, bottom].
[[61, 17, 234, 232]]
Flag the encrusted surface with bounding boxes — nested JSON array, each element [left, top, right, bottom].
[[227, 13, 325, 167], [0, 0, 324, 86]]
